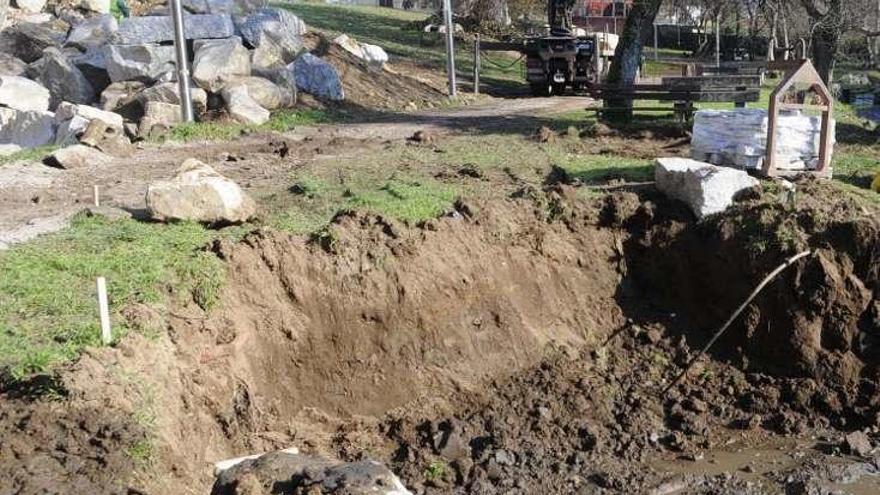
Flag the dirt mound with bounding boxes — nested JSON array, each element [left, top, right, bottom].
[[626, 179, 880, 425], [305, 34, 448, 111]]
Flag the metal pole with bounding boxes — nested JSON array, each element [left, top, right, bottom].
[[473, 34, 480, 94], [170, 0, 194, 122], [443, 0, 456, 96], [715, 12, 721, 68]]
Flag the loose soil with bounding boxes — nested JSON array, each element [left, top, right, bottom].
[[1, 176, 878, 494]]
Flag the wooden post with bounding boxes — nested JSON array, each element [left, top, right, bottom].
[[473, 34, 480, 95], [93, 185, 100, 207], [96, 277, 112, 345]]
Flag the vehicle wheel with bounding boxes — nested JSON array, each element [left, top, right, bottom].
[[530, 83, 551, 97], [551, 83, 567, 96]]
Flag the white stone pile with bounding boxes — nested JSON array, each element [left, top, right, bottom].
[[691, 109, 835, 172], [0, 2, 365, 155]]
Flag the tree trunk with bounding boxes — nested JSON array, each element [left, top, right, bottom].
[[602, 0, 663, 121], [811, 25, 837, 84]]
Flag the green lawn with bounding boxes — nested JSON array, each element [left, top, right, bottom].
[[0, 214, 225, 379], [281, 0, 526, 91]]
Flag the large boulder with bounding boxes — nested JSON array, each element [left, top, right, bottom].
[[654, 157, 759, 218], [361, 43, 389, 69], [27, 47, 95, 108], [221, 84, 269, 125], [14, 0, 46, 14], [138, 81, 208, 115], [237, 8, 305, 59], [182, 0, 234, 14], [0, 75, 50, 111], [139, 100, 181, 137], [70, 48, 111, 94], [0, 107, 55, 147], [0, 21, 66, 63], [65, 14, 118, 50], [211, 450, 412, 495], [291, 53, 343, 101], [0, 54, 28, 76], [100, 81, 145, 111], [117, 14, 234, 44], [54, 102, 124, 145], [44, 143, 111, 169], [105, 44, 176, 83], [225, 76, 291, 110], [146, 159, 256, 224], [80, 0, 110, 13], [191, 37, 250, 92]]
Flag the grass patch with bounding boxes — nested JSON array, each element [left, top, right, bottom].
[[552, 153, 653, 183], [166, 109, 338, 142], [0, 146, 56, 166], [0, 214, 225, 379], [347, 178, 458, 223]]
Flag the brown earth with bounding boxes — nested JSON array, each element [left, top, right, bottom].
[[1, 178, 879, 494]]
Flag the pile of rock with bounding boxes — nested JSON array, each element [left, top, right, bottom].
[[0, 2, 353, 154], [690, 109, 835, 173]]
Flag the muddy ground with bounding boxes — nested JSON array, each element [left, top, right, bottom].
[[1, 89, 879, 494]]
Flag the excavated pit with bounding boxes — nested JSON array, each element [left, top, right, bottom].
[[0, 183, 877, 494]]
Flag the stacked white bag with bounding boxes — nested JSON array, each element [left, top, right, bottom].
[[691, 109, 834, 172]]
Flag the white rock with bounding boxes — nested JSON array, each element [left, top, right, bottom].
[[654, 157, 759, 218], [105, 44, 176, 83], [46, 144, 111, 169], [146, 158, 256, 223], [226, 76, 292, 110], [139, 100, 181, 137], [138, 81, 208, 115], [14, 0, 46, 14], [0, 53, 28, 76], [55, 102, 123, 130], [191, 37, 250, 93], [81, 0, 110, 13], [221, 84, 270, 125], [0, 75, 50, 111], [333, 34, 387, 69], [0, 107, 55, 148], [361, 43, 388, 69], [66, 14, 117, 49]]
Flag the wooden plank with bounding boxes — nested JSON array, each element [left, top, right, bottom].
[[661, 75, 762, 89], [778, 102, 829, 111]]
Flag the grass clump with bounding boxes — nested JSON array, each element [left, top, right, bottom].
[[553, 154, 653, 183], [167, 109, 337, 143], [0, 146, 57, 166], [347, 179, 458, 223], [0, 213, 224, 379]]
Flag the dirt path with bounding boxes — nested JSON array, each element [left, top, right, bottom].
[[0, 96, 590, 249]]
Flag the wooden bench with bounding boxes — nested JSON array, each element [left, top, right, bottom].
[[585, 74, 762, 120]]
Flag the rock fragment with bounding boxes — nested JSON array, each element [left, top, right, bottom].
[[654, 157, 759, 218], [146, 158, 256, 224]]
